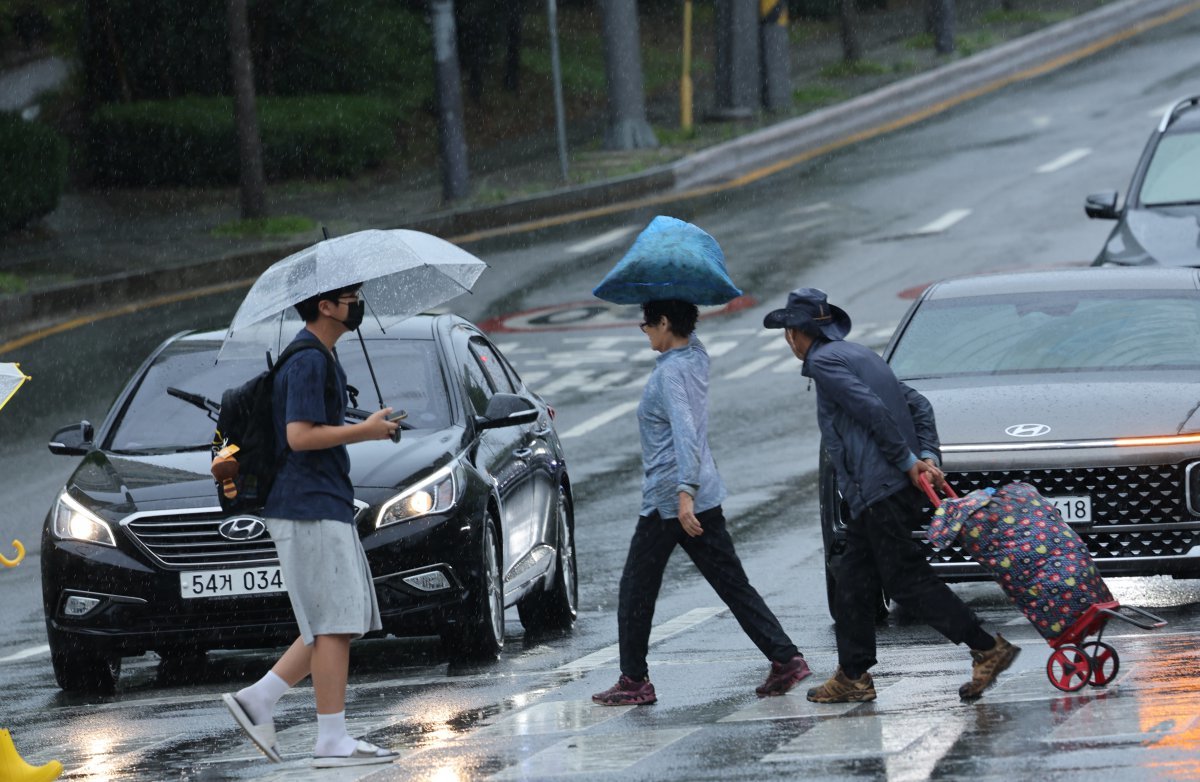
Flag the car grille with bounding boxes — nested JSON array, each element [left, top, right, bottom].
[[123, 513, 279, 570], [920, 464, 1200, 564]]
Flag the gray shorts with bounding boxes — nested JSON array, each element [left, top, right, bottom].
[[265, 518, 382, 646]]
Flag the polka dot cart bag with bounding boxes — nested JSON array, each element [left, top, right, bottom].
[[926, 481, 1112, 641]]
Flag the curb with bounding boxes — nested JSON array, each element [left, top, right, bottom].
[[674, 0, 1200, 188], [2, 0, 1196, 335]]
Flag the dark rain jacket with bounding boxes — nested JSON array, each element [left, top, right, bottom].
[[801, 338, 941, 520]]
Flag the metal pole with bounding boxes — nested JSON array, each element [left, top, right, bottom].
[[681, 0, 693, 132], [547, 0, 569, 181], [430, 0, 470, 202]]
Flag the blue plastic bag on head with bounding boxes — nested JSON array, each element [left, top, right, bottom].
[[592, 216, 743, 305]]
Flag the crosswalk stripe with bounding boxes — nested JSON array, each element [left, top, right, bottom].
[[914, 209, 971, 235], [723, 356, 777, 380], [565, 225, 638, 254], [558, 400, 640, 439], [0, 644, 49, 663], [555, 606, 726, 673], [490, 727, 699, 779]]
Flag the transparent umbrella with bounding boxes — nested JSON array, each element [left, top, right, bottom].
[[0, 363, 30, 567], [0, 362, 30, 415], [221, 229, 488, 360]]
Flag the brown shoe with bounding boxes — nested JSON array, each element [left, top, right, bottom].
[[959, 633, 1020, 700], [805, 667, 876, 703]]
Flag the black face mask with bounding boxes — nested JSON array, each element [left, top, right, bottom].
[[341, 299, 365, 331]]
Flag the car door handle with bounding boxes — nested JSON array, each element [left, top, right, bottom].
[[532, 425, 552, 437], [512, 448, 533, 459]]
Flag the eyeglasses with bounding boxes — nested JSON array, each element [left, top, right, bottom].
[[639, 321, 652, 333], [336, 292, 364, 305]]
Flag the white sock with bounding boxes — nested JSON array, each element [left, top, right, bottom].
[[235, 670, 288, 726], [314, 711, 357, 757]]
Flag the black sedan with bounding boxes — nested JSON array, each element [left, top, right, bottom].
[[1086, 95, 1200, 267], [41, 314, 577, 693], [821, 268, 1200, 617]]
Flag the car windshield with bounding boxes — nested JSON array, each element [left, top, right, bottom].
[[107, 337, 452, 453], [1139, 130, 1200, 205], [890, 290, 1200, 379]]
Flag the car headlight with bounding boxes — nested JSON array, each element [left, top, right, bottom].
[[376, 463, 459, 529], [52, 493, 117, 547]]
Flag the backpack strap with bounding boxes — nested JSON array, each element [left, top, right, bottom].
[[273, 340, 341, 408]]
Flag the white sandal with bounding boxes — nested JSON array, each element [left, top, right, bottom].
[[221, 693, 282, 763], [311, 739, 399, 768]]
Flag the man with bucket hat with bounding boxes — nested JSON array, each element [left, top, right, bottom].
[[764, 288, 1019, 702]]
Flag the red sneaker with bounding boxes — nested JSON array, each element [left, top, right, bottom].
[[756, 654, 813, 697], [592, 675, 657, 706]]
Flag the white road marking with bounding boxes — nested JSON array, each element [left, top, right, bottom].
[[705, 339, 740, 358], [490, 728, 699, 779], [723, 355, 778, 380], [555, 606, 726, 673], [477, 700, 633, 737], [780, 216, 831, 235], [558, 400, 641, 439], [771, 358, 800, 373], [565, 225, 638, 254], [763, 714, 933, 762], [0, 644, 49, 663], [1046, 698, 1199, 743], [1031, 115, 1051, 128], [913, 208, 971, 235], [538, 369, 604, 396], [1035, 147, 1092, 173], [785, 201, 832, 216]]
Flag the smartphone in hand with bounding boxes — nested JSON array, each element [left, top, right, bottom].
[[387, 410, 407, 442]]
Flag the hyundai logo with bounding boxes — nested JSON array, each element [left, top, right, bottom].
[[218, 516, 266, 541], [1005, 423, 1051, 438]]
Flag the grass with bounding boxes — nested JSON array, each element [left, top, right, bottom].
[[793, 84, 849, 106], [819, 59, 887, 79], [983, 9, 1073, 25], [0, 272, 26, 295], [211, 215, 317, 239]]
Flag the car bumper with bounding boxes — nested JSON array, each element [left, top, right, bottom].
[[42, 511, 477, 655]]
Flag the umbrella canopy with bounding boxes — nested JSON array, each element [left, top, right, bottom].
[[0, 363, 30, 414], [222, 229, 487, 357], [593, 215, 742, 305]]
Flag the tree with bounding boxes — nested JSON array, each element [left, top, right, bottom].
[[430, 0, 470, 201], [598, 0, 657, 150], [226, 0, 266, 218], [838, 0, 863, 63], [927, 0, 956, 55]]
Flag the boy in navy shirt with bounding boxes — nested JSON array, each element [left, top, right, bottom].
[[222, 284, 401, 767]]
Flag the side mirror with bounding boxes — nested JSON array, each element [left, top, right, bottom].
[[1084, 190, 1119, 220], [49, 421, 94, 456], [475, 394, 539, 431]]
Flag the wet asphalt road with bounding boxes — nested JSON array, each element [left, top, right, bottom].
[[3, 12, 1200, 781]]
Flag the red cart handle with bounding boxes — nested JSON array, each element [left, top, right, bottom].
[[916, 471, 958, 505]]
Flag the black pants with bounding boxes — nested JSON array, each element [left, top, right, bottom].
[[835, 487, 983, 676], [617, 505, 799, 680]]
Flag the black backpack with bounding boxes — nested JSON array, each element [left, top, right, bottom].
[[211, 341, 338, 514]]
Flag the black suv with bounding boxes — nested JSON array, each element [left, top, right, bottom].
[[1085, 95, 1200, 267]]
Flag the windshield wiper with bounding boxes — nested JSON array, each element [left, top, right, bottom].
[[167, 387, 221, 423]]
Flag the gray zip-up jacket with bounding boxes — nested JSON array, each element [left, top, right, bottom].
[[801, 338, 940, 519]]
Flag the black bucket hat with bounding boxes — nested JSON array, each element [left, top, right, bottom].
[[762, 287, 852, 340]]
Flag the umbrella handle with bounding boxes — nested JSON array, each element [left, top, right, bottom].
[[0, 540, 24, 568], [917, 472, 958, 505]]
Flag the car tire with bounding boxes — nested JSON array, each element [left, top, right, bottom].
[[49, 630, 121, 694], [517, 484, 578, 633], [444, 516, 504, 661]]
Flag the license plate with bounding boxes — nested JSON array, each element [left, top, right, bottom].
[[180, 566, 286, 599], [1049, 495, 1092, 525]]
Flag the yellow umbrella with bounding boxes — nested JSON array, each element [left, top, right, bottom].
[[0, 363, 30, 414], [0, 364, 30, 568]]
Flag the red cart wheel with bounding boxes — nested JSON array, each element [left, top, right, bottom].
[[1047, 645, 1092, 692], [1081, 641, 1120, 686]]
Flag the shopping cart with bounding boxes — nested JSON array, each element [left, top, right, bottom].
[[918, 475, 1167, 692]]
